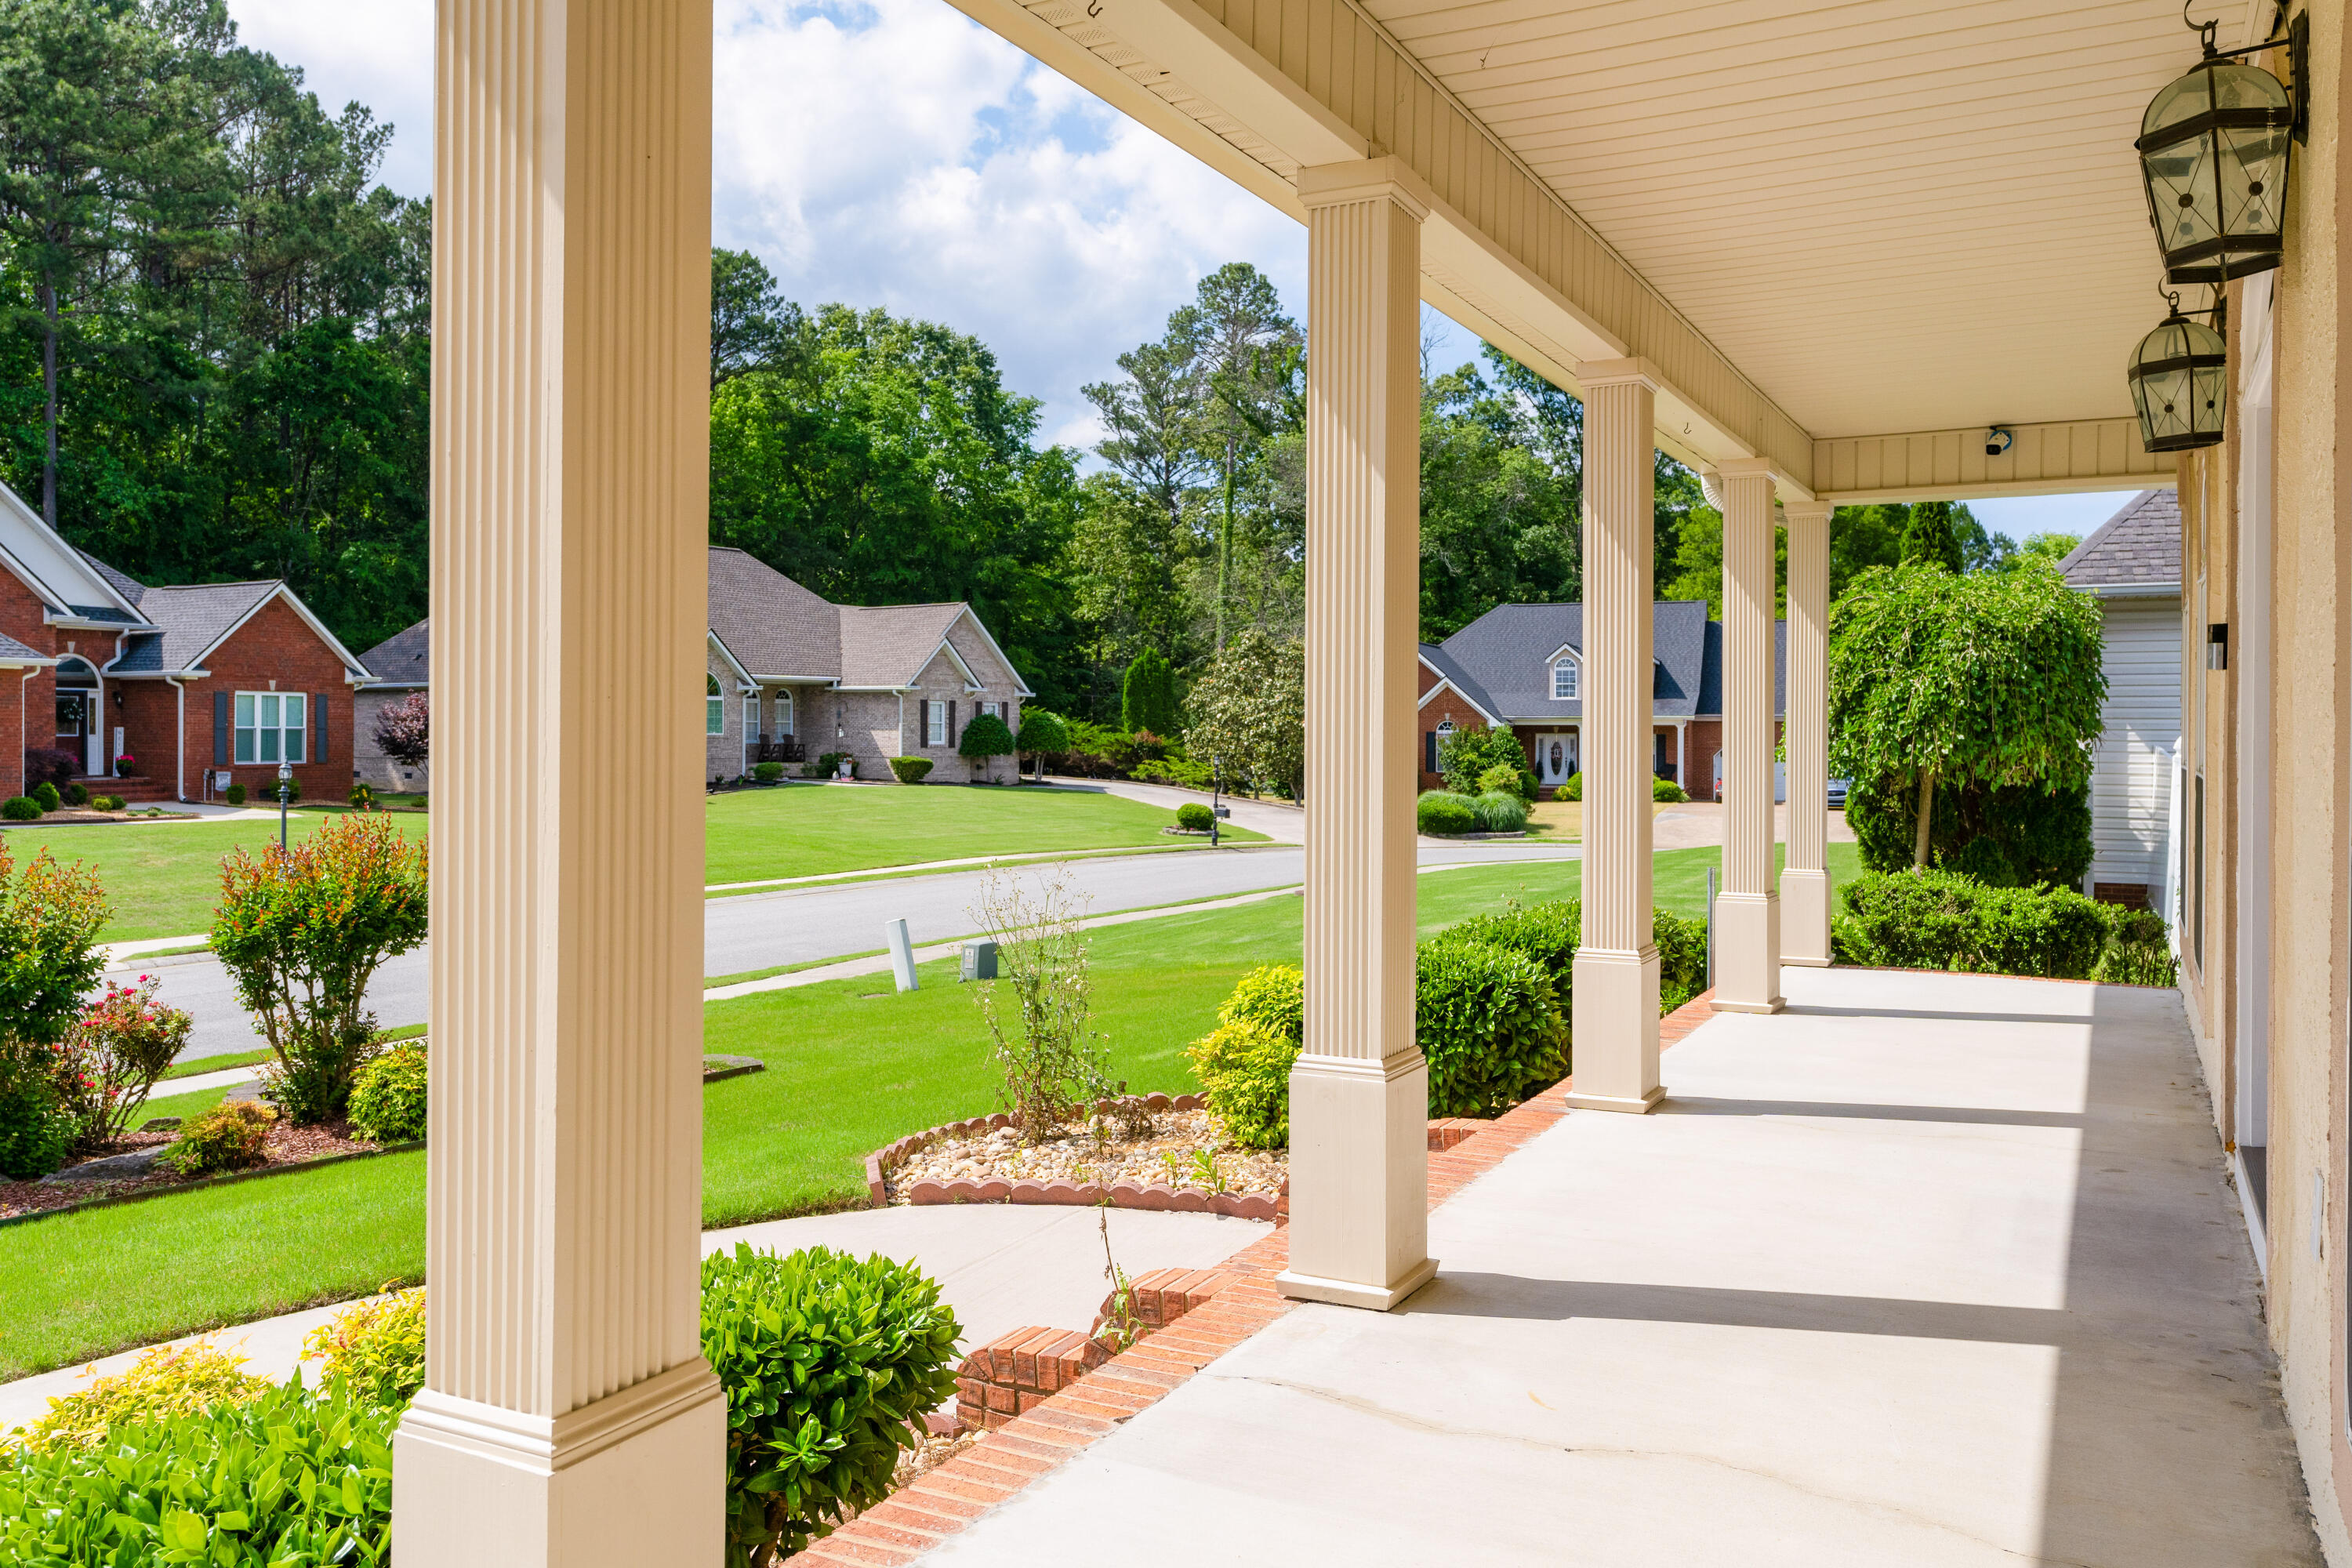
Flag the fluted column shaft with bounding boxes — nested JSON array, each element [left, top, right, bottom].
[[1781, 499, 1833, 965], [394, 3, 724, 1561], [1711, 459, 1784, 1012], [1276, 158, 1436, 1312], [1566, 359, 1664, 1113]]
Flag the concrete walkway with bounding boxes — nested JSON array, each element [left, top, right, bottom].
[[918, 967, 2320, 1566], [0, 1204, 1266, 1437]]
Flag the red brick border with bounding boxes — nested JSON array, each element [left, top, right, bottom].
[[796, 992, 1719, 1565]]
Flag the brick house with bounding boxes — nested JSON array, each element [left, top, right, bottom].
[[1419, 599, 1785, 800], [353, 619, 432, 793], [361, 548, 1033, 787], [0, 478, 372, 804]]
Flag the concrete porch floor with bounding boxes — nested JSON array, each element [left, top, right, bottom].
[[920, 966, 2321, 1566]]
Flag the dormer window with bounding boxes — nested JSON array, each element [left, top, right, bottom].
[[1552, 658, 1578, 700]]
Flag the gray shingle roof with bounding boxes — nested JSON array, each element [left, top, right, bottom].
[[838, 603, 967, 688], [710, 549, 841, 679], [130, 582, 281, 672], [358, 619, 431, 688], [0, 630, 45, 662], [1430, 600, 1774, 722], [79, 552, 147, 608], [2060, 490, 2181, 590]]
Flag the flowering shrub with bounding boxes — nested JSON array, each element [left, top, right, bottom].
[[0, 840, 110, 1177], [211, 815, 427, 1123], [372, 690, 429, 769], [53, 976, 193, 1149]]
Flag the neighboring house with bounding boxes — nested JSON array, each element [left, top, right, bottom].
[[2060, 490, 2183, 909], [363, 549, 1033, 786], [1419, 600, 1785, 800], [0, 479, 371, 804], [354, 619, 432, 793]]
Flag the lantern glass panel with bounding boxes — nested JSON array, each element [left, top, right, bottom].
[[2138, 60, 2292, 285], [2128, 316, 2227, 453]]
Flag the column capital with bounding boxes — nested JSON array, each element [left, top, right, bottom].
[[1712, 454, 1820, 510], [1576, 356, 1664, 393], [1780, 495, 1835, 521], [1297, 156, 1432, 221]]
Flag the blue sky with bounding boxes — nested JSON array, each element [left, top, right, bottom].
[[225, 0, 2132, 539]]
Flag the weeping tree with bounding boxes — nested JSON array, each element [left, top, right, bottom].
[[1828, 559, 2105, 873]]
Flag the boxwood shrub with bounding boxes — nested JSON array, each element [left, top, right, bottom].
[[1831, 871, 2109, 978], [1653, 908, 1708, 1013], [1416, 938, 1566, 1116], [1415, 790, 1475, 835], [752, 760, 786, 783], [30, 782, 58, 813], [1176, 801, 1215, 832], [1187, 963, 1303, 1148], [887, 755, 931, 784], [223, 782, 246, 805], [0, 796, 38, 822], [1653, 776, 1689, 803], [1559, 771, 1582, 801], [347, 1042, 428, 1144], [702, 1243, 961, 1564]]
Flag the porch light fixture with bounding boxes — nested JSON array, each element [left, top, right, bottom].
[[2129, 294, 2227, 452], [2135, 9, 2299, 285]]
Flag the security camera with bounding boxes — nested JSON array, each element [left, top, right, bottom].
[[1985, 426, 2015, 458]]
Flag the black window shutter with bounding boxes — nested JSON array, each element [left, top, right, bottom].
[[1425, 732, 1437, 775], [314, 693, 328, 768], [919, 700, 931, 747], [212, 691, 229, 766], [948, 701, 957, 748]]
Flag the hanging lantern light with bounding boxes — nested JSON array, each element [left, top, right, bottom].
[[2136, 27, 2296, 285], [2128, 296, 2227, 453]]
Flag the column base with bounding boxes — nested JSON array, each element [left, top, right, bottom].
[[1570, 946, 1662, 1110], [1711, 890, 1784, 1012], [1564, 1083, 1669, 1114], [393, 1361, 725, 1567], [1280, 1049, 1432, 1311], [1780, 866, 1833, 966]]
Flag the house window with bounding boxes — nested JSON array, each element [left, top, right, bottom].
[[1552, 659, 1578, 699], [706, 675, 724, 736], [927, 702, 948, 747], [775, 690, 793, 736], [233, 691, 307, 765], [744, 692, 759, 739]]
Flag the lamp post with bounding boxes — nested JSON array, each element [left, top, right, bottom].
[[277, 761, 292, 852], [1209, 756, 1222, 848]]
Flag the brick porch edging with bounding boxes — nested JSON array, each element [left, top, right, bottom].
[[797, 990, 1720, 1566]]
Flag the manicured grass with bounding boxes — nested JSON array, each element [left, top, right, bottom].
[[0, 812, 429, 944], [0, 839, 1860, 1377], [161, 1047, 273, 1083], [702, 783, 1263, 885]]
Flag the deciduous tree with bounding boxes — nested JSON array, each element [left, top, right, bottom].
[[1184, 629, 1305, 804]]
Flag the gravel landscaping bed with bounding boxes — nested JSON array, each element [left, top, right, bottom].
[[873, 1096, 1284, 1219]]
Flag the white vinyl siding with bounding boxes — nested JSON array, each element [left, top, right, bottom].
[[2085, 597, 2183, 895], [233, 691, 307, 765]]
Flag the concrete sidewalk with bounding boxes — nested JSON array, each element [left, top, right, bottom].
[[915, 967, 2318, 1566]]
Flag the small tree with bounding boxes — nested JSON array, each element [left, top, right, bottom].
[[972, 866, 1110, 1138], [1897, 501, 1965, 574], [1014, 708, 1069, 782], [1184, 630, 1305, 804], [372, 691, 430, 771], [958, 710, 1016, 784], [1120, 648, 1179, 736], [211, 815, 429, 1122], [1829, 560, 2104, 871], [1438, 726, 1533, 799]]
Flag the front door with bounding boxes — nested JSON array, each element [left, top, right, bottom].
[[56, 691, 92, 775], [1534, 732, 1577, 788]]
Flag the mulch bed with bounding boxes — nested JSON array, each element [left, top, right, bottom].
[[0, 1120, 381, 1221]]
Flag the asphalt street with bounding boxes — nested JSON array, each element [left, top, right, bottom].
[[139, 840, 1582, 1062]]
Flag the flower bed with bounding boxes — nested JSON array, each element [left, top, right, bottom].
[[0, 1117, 399, 1223]]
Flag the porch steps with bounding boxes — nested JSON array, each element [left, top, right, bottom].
[[75, 775, 176, 804]]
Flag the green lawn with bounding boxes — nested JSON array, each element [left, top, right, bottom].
[[0, 839, 1857, 1379], [702, 783, 1263, 885]]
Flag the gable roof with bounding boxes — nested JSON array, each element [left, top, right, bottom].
[[709, 548, 841, 679], [0, 630, 50, 665], [358, 619, 431, 688], [2059, 491, 2182, 594], [1432, 601, 1748, 722], [106, 581, 373, 681], [0, 480, 144, 624], [838, 602, 968, 689]]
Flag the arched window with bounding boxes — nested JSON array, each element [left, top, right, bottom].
[[706, 673, 724, 735], [775, 688, 794, 736], [1552, 658, 1578, 699]]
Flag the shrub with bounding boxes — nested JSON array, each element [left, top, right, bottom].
[[0, 836, 110, 1176], [303, 1288, 427, 1410], [959, 712, 1016, 783], [30, 782, 58, 813], [1014, 708, 1069, 759], [347, 1042, 429, 1144], [1940, 834, 2016, 887], [61, 782, 86, 808], [373, 689, 430, 769], [1475, 763, 1529, 800], [1653, 908, 1709, 1014], [1120, 648, 1181, 736], [0, 1377, 395, 1563], [1417, 791, 1476, 835], [1831, 871, 2108, 979], [212, 814, 428, 1123], [1849, 771, 2092, 887], [1653, 776, 1689, 803], [348, 782, 376, 810], [1446, 902, 1580, 989], [1176, 801, 1215, 832], [887, 756, 933, 784], [257, 773, 303, 805], [1188, 964, 1303, 1148], [20, 746, 76, 792], [164, 1099, 276, 1175], [702, 1243, 961, 1564], [96, 795, 122, 811], [0, 1076, 70, 1180], [1437, 726, 1529, 800], [811, 750, 853, 779], [1471, 791, 1527, 833], [1559, 771, 1583, 801], [53, 976, 192, 1149], [0, 797, 35, 822], [223, 782, 247, 805], [752, 760, 786, 783], [1416, 938, 1566, 1117], [2093, 906, 2179, 987], [7, 1340, 272, 1454]]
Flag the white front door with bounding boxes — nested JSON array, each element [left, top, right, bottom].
[[1534, 732, 1577, 787]]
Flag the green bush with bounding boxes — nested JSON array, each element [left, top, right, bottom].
[[7, 1341, 272, 1454], [61, 782, 87, 808], [1416, 790, 1476, 835], [348, 783, 376, 810], [887, 756, 933, 784], [1176, 801, 1215, 832], [303, 1289, 427, 1411], [2092, 906, 2179, 986], [96, 795, 122, 811], [959, 712, 1016, 759], [1653, 776, 1688, 803], [1014, 708, 1069, 757], [0, 796, 36, 822], [752, 760, 786, 783], [223, 782, 247, 805], [811, 751, 853, 779], [30, 782, 58, 813], [1132, 753, 1215, 789], [1446, 901, 1580, 989], [0, 1377, 395, 1564], [1559, 771, 1582, 801], [1653, 908, 1709, 1013], [1416, 938, 1567, 1117], [1940, 834, 2016, 887], [262, 773, 302, 805], [164, 1099, 276, 1175], [1831, 871, 2109, 979], [347, 1042, 428, 1144], [1470, 791, 1527, 832], [0, 1075, 70, 1180], [55, 976, 192, 1150], [1187, 964, 1303, 1148], [1475, 763, 1528, 800], [702, 1243, 961, 1565]]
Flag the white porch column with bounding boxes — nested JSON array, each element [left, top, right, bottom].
[[1780, 498, 1833, 964], [1711, 460, 1784, 1013], [1566, 359, 1664, 1112], [392, 4, 725, 1564], [1276, 158, 1436, 1312]]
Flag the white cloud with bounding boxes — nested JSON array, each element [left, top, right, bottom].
[[225, 0, 434, 196]]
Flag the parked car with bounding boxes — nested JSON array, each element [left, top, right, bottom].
[[1827, 777, 1851, 810]]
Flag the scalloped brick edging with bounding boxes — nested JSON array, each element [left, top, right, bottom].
[[862, 1095, 1280, 1222]]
